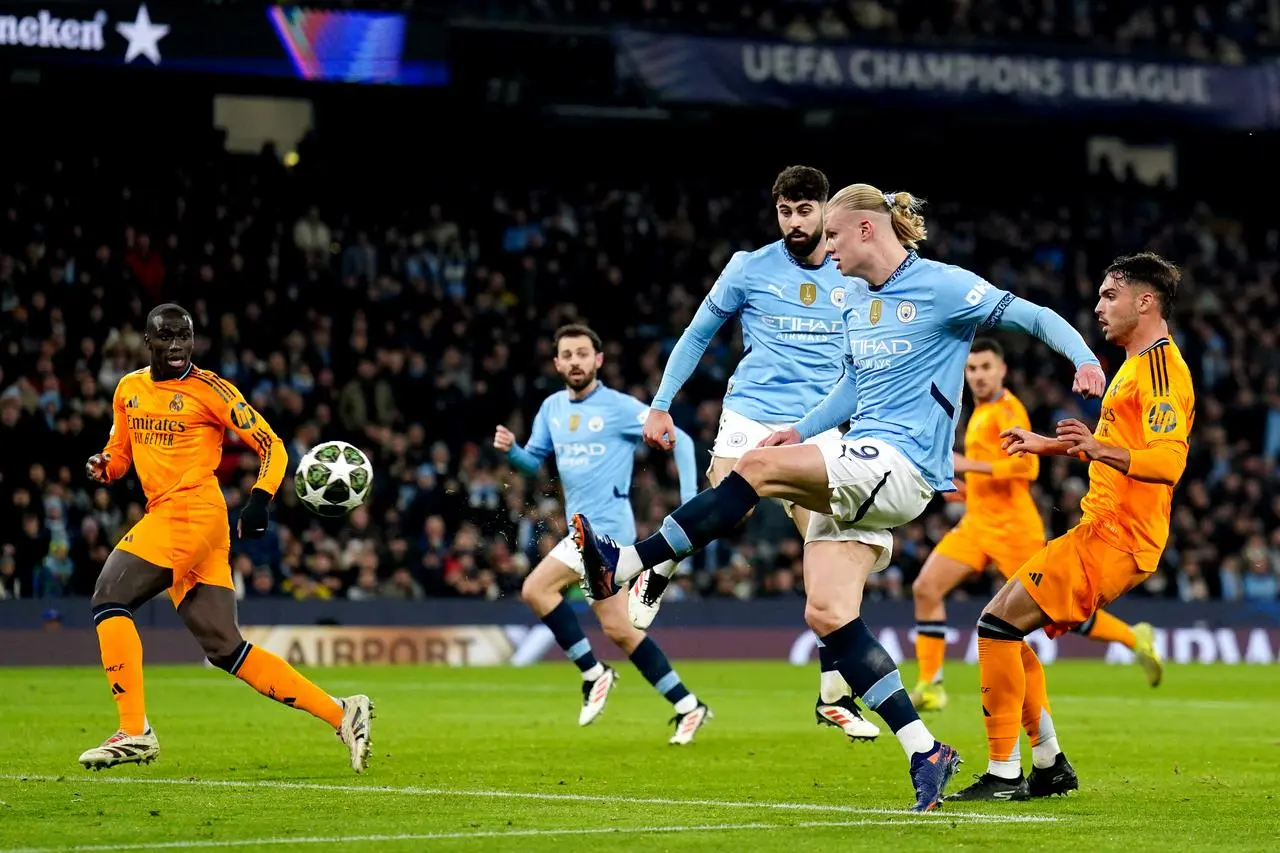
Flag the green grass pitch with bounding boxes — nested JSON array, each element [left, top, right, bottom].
[[2, 661, 1278, 852]]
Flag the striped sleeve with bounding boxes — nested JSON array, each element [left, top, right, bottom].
[[1127, 343, 1192, 485], [195, 368, 288, 497]]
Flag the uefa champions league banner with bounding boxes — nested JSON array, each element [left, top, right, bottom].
[[613, 29, 1280, 130]]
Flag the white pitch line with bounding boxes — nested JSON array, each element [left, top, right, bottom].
[[0, 817, 1041, 853], [0, 774, 1056, 824]]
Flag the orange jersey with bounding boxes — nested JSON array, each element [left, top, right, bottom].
[[960, 390, 1043, 537], [102, 365, 286, 511], [1080, 337, 1195, 571]]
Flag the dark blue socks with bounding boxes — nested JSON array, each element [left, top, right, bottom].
[[635, 472, 760, 567]]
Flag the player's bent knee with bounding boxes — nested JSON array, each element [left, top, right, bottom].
[[207, 639, 251, 673], [184, 611, 244, 661], [520, 562, 569, 610], [805, 600, 857, 637], [732, 449, 774, 487], [912, 572, 946, 607]]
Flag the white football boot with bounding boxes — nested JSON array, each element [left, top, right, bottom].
[[579, 665, 619, 726], [668, 702, 712, 745], [815, 696, 881, 741], [79, 728, 160, 770], [337, 694, 374, 773], [628, 570, 669, 631]]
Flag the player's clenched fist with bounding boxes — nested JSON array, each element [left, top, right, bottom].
[[85, 453, 112, 483], [1072, 363, 1106, 399], [493, 425, 515, 453], [643, 409, 676, 451]]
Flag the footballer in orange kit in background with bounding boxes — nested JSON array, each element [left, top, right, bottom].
[[79, 303, 374, 773], [951, 252, 1194, 802], [909, 339, 1161, 713]]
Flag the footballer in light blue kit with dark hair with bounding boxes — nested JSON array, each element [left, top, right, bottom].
[[576, 183, 1106, 810], [493, 323, 710, 744], [637, 165, 879, 743]]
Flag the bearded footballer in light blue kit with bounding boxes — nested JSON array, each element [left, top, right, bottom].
[[575, 184, 1106, 810], [638, 166, 878, 743], [493, 324, 710, 744]]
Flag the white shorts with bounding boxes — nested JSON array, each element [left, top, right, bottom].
[[549, 534, 586, 577], [710, 407, 843, 461], [804, 437, 935, 572], [711, 408, 844, 519]]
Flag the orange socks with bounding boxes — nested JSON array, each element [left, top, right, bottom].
[[95, 610, 343, 735], [1081, 610, 1136, 649], [977, 636, 1025, 770], [1019, 642, 1052, 744], [95, 611, 147, 736], [233, 644, 345, 729], [914, 622, 947, 684]]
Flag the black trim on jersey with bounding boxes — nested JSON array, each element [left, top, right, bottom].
[[868, 250, 919, 292], [1136, 337, 1170, 357], [930, 382, 956, 419], [704, 299, 733, 320], [981, 293, 1017, 329], [193, 373, 234, 403], [1145, 345, 1170, 398]]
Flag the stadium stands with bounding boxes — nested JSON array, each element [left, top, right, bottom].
[[2, 117, 1276, 606]]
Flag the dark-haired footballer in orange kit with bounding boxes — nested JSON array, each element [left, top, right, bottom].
[[79, 303, 373, 773], [909, 339, 1161, 715], [950, 253, 1193, 803]]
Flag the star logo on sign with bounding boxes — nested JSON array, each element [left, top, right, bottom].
[[116, 4, 169, 65]]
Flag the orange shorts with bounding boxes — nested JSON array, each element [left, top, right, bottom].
[[117, 492, 232, 607], [933, 521, 1043, 579], [1012, 521, 1149, 639]]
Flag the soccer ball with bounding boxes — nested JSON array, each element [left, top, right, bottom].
[[294, 440, 373, 517]]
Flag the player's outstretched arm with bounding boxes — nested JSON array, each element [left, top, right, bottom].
[[999, 427, 1072, 458], [209, 379, 286, 538], [988, 298, 1105, 397], [88, 380, 135, 483], [792, 362, 858, 441], [646, 258, 744, 449], [1055, 419, 1188, 487], [651, 300, 732, 415]]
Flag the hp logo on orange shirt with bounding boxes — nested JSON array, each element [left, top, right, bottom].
[[229, 402, 258, 430], [1147, 402, 1177, 434]]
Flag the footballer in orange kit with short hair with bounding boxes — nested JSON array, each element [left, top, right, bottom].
[[78, 303, 374, 773], [951, 252, 1193, 803]]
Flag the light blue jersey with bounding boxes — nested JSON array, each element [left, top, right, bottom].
[[507, 384, 699, 542], [794, 252, 1099, 492], [652, 240, 854, 423]]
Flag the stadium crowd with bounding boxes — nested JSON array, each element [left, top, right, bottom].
[[1, 141, 1277, 605], [466, 0, 1276, 62]]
